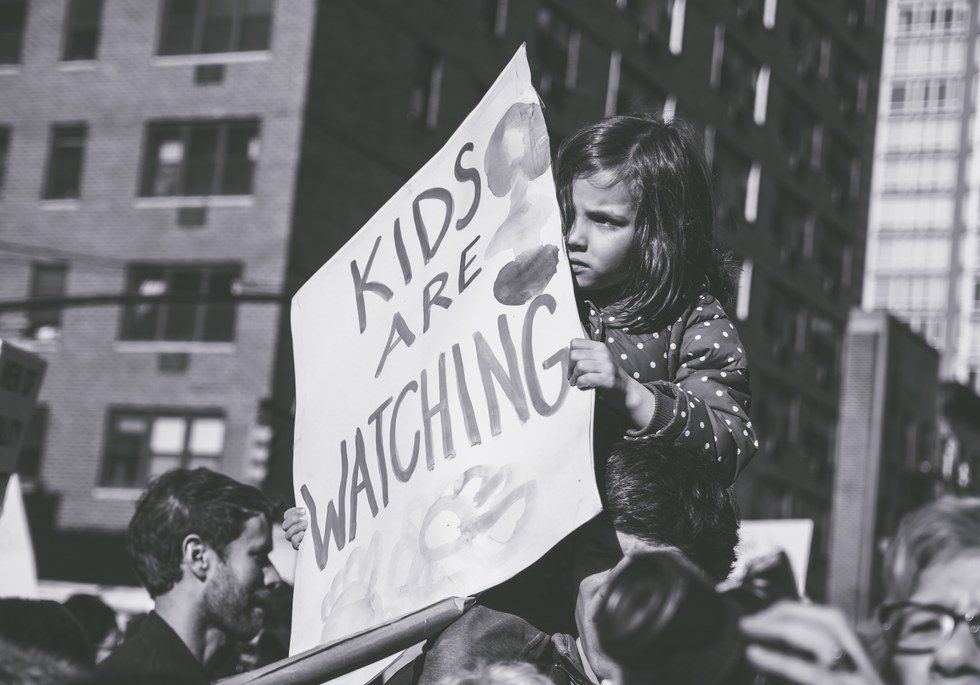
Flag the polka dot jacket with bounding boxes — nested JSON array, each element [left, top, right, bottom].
[[582, 293, 756, 485]]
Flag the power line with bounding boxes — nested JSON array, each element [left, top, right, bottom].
[[0, 291, 285, 312], [0, 239, 281, 290]]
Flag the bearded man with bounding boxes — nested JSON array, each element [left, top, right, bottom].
[[98, 468, 280, 684]]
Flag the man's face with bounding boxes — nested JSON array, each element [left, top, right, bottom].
[[573, 518, 671, 681], [204, 515, 279, 640]]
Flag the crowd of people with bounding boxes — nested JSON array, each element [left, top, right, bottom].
[[2, 115, 977, 685], [3, 456, 980, 684]]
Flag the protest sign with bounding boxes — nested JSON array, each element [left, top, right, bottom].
[[0, 341, 46, 475], [289, 45, 600, 662], [0, 474, 38, 598], [730, 519, 814, 596]]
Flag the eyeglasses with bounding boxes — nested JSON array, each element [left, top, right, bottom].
[[879, 601, 980, 654]]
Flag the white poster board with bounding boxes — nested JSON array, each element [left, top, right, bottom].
[[290, 45, 600, 666], [731, 519, 814, 597], [0, 341, 46, 474], [0, 474, 38, 598]]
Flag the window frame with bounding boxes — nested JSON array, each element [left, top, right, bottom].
[[157, 0, 273, 57], [99, 407, 226, 488], [42, 122, 88, 200], [0, 125, 9, 199], [138, 118, 261, 198], [118, 262, 242, 343], [25, 262, 68, 340], [0, 0, 28, 65], [61, 0, 104, 61]]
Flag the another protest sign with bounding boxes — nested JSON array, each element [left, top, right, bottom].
[[0, 340, 46, 475], [289, 44, 601, 661], [730, 519, 814, 597]]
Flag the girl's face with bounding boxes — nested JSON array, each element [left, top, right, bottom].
[[565, 172, 638, 292], [891, 553, 980, 685]]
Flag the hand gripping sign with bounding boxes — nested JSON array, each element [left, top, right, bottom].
[[289, 45, 601, 665]]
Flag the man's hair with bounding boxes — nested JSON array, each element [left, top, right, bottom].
[[883, 496, 980, 603], [62, 594, 116, 649], [127, 468, 275, 597], [436, 662, 553, 685], [604, 441, 739, 582]]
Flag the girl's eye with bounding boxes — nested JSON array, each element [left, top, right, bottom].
[[587, 212, 627, 228]]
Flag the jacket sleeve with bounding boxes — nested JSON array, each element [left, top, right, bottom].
[[625, 297, 757, 485]]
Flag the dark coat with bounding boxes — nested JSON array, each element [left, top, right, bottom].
[[97, 611, 209, 685]]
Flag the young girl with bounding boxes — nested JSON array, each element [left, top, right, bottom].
[[282, 115, 755, 546], [561, 113, 755, 486]]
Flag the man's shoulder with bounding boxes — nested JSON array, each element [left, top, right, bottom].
[[97, 614, 208, 685]]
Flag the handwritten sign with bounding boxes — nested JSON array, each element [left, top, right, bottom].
[[730, 519, 814, 597], [0, 341, 46, 475], [290, 46, 600, 658]]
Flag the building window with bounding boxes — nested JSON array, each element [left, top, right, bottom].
[[158, 0, 272, 56], [890, 82, 906, 112], [534, 5, 580, 101], [25, 262, 68, 341], [119, 263, 241, 342], [897, 7, 913, 33], [17, 405, 48, 487], [62, 0, 103, 61], [479, 0, 508, 37], [0, 0, 27, 64], [408, 47, 443, 129], [615, 62, 667, 115], [100, 408, 225, 488], [0, 126, 9, 198], [43, 123, 88, 200], [139, 119, 259, 197]]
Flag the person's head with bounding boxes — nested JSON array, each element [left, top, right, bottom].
[[572, 441, 739, 679], [127, 467, 280, 641], [0, 598, 94, 668], [435, 661, 553, 685], [62, 594, 120, 663], [556, 114, 736, 330], [0, 637, 92, 685], [879, 497, 980, 685]]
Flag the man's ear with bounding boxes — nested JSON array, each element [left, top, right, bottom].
[[181, 534, 210, 581]]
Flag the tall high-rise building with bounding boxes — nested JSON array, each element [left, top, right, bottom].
[[0, 1, 885, 595], [864, 1, 980, 388]]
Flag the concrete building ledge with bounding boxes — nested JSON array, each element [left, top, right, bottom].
[[57, 61, 97, 72], [134, 195, 254, 209], [153, 51, 271, 67], [113, 341, 236, 354], [92, 487, 142, 501], [39, 200, 81, 210], [0, 66, 20, 75]]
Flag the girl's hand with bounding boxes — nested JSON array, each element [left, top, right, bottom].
[[568, 338, 627, 392], [282, 506, 309, 551], [740, 601, 885, 685], [568, 338, 655, 430]]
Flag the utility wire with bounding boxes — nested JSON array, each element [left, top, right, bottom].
[[0, 291, 286, 312]]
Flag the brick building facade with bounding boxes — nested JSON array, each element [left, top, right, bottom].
[[0, 0, 315, 582]]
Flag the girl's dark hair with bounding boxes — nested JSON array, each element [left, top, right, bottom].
[[556, 114, 738, 333]]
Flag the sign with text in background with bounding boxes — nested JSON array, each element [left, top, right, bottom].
[[0, 341, 46, 475], [289, 46, 600, 674]]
